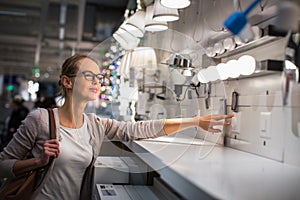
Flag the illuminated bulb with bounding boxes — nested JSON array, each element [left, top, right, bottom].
[[227, 60, 240, 78], [214, 42, 225, 54], [234, 35, 244, 46], [252, 26, 261, 40], [205, 46, 216, 57], [197, 69, 209, 83], [236, 23, 254, 43], [216, 63, 229, 80], [223, 38, 235, 50], [238, 55, 256, 75], [206, 65, 220, 82]]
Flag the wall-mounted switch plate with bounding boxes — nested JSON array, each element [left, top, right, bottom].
[[232, 112, 242, 133], [260, 112, 272, 138]]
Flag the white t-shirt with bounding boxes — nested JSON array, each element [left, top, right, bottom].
[[35, 115, 93, 200]]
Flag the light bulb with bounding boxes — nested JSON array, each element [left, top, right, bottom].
[[216, 63, 229, 80], [234, 35, 244, 46], [214, 42, 225, 55], [206, 65, 220, 82], [223, 37, 235, 50], [205, 46, 216, 57], [227, 60, 240, 78], [197, 69, 209, 83], [238, 55, 256, 75]]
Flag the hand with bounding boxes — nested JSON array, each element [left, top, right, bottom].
[[38, 139, 60, 166], [197, 114, 234, 133]]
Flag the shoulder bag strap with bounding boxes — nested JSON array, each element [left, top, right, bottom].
[[48, 108, 56, 140], [32, 109, 57, 190], [47, 108, 56, 164]]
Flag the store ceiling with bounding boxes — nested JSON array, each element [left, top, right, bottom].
[[0, 0, 129, 82]]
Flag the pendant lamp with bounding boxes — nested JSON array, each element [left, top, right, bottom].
[[122, 10, 146, 38], [161, 0, 191, 9], [145, 4, 168, 32], [153, 0, 179, 22]]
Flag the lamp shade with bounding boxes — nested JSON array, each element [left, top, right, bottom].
[[122, 10, 146, 38], [145, 4, 168, 32], [161, 0, 191, 9], [113, 28, 140, 50], [153, 0, 179, 22], [118, 51, 132, 79], [119, 47, 157, 79], [131, 47, 158, 78]]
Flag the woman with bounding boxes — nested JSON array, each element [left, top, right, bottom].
[[0, 54, 233, 199]]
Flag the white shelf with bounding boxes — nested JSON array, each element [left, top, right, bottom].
[[214, 36, 282, 59]]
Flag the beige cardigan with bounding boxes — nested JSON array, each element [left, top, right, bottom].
[[0, 108, 166, 199]]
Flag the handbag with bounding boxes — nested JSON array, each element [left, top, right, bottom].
[[0, 108, 56, 200]]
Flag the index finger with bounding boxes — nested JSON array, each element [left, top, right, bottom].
[[212, 114, 234, 120]]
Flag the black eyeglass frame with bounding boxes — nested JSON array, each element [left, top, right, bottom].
[[67, 70, 104, 83]]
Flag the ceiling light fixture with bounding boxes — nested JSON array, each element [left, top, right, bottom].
[[153, 0, 179, 22], [145, 4, 168, 32], [113, 28, 140, 50], [122, 10, 146, 38], [161, 0, 191, 9]]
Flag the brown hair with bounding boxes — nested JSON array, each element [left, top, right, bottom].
[[58, 54, 92, 98]]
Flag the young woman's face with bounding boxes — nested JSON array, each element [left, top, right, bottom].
[[72, 58, 102, 102]]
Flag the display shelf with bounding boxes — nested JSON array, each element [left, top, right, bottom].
[[213, 36, 282, 59]]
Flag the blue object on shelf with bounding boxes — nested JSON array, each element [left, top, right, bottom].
[[224, 0, 261, 35]]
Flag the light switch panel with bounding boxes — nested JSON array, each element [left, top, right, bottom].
[[260, 112, 272, 138], [232, 112, 242, 133]]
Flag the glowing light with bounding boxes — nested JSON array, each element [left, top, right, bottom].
[[216, 63, 230, 80], [227, 59, 240, 78], [238, 55, 256, 75], [197, 69, 209, 83]]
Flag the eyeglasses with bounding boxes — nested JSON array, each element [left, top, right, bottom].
[[68, 71, 104, 83]]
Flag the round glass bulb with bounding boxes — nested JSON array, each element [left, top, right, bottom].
[[197, 69, 209, 83], [206, 65, 219, 82], [227, 60, 240, 78], [238, 55, 256, 75], [216, 63, 229, 80], [206, 46, 216, 57], [223, 38, 235, 50], [214, 42, 225, 55]]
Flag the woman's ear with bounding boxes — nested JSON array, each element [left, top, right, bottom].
[[61, 76, 73, 89]]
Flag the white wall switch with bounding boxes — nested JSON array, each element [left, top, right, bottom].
[[260, 112, 272, 138], [232, 112, 242, 133]]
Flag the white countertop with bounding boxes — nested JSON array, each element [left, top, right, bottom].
[[123, 136, 300, 200]]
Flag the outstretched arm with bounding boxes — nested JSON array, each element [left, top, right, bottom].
[[162, 114, 234, 135]]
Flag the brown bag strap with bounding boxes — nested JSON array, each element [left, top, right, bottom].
[[47, 108, 56, 140]]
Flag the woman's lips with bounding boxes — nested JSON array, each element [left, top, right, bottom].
[[90, 88, 99, 93]]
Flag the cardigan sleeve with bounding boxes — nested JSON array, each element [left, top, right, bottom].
[[0, 109, 47, 179], [93, 115, 167, 141]]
